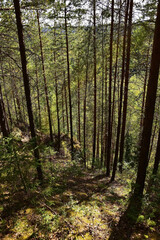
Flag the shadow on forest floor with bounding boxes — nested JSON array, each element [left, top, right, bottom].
[[1, 157, 160, 239], [109, 196, 142, 240]]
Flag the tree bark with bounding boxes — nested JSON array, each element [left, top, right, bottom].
[[62, 85, 65, 132], [35, 56, 41, 129], [13, 0, 43, 181], [111, 0, 129, 181], [54, 26, 61, 151], [106, 0, 114, 176], [83, 28, 91, 167], [104, 55, 108, 168], [12, 70, 23, 122], [119, 0, 133, 173], [111, 0, 121, 152], [0, 81, 9, 133], [101, 12, 105, 167], [0, 85, 9, 137], [153, 128, 160, 175], [64, 71, 69, 134], [77, 61, 81, 143], [140, 47, 150, 131], [37, 10, 53, 142], [133, 1, 160, 197], [0, 61, 12, 127], [64, 2, 74, 158], [92, 0, 97, 168], [148, 117, 158, 161]]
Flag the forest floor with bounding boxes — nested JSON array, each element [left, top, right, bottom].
[[0, 132, 160, 239]]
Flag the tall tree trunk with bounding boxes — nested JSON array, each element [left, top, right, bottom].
[[77, 62, 81, 143], [12, 71, 23, 122], [0, 85, 9, 137], [0, 82, 9, 133], [140, 47, 150, 131], [92, 0, 97, 168], [83, 28, 91, 166], [64, 2, 74, 159], [111, 0, 129, 181], [0, 61, 12, 127], [62, 85, 65, 132], [54, 26, 61, 151], [111, 0, 121, 150], [104, 55, 108, 168], [35, 56, 41, 129], [37, 10, 53, 142], [106, 0, 114, 176], [119, 0, 133, 173], [13, 0, 43, 181], [54, 63, 60, 151], [153, 128, 160, 175], [148, 109, 159, 161], [64, 71, 69, 134], [101, 12, 105, 167], [96, 106, 100, 162], [133, 1, 160, 197], [12, 88, 18, 122]]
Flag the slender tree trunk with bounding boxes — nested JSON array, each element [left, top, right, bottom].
[[133, 1, 160, 197], [0, 102, 8, 137], [12, 72, 23, 122], [119, 0, 133, 173], [0, 82, 9, 133], [101, 13, 104, 167], [64, 2, 74, 158], [111, 0, 121, 147], [64, 71, 69, 134], [13, 0, 43, 181], [54, 26, 61, 151], [54, 63, 60, 151], [148, 117, 158, 161], [104, 55, 108, 168], [92, 0, 97, 168], [111, 0, 129, 181], [0, 85, 9, 137], [153, 128, 160, 175], [35, 56, 41, 129], [106, 0, 114, 176], [0, 62, 12, 127], [12, 88, 18, 122], [37, 10, 53, 142], [83, 28, 91, 166], [62, 86, 65, 132], [96, 108, 100, 162], [140, 45, 150, 133], [77, 63, 81, 143]]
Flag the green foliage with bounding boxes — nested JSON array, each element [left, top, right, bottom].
[[0, 136, 32, 191], [137, 214, 145, 223], [124, 132, 139, 168]]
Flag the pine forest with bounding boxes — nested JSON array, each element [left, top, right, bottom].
[[0, 0, 160, 239]]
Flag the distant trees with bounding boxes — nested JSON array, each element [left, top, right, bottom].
[[0, 0, 159, 188]]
